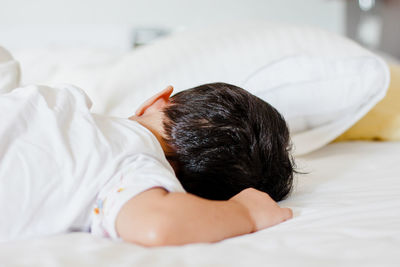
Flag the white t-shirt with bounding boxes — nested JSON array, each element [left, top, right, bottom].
[[0, 52, 185, 242]]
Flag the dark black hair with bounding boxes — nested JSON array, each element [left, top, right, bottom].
[[162, 82, 295, 201]]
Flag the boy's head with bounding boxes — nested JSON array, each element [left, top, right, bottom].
[[162, 83, 295, 201], [131, 82, 295, 201]]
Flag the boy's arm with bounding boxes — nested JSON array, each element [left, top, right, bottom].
[[115, 187, 292, 246]]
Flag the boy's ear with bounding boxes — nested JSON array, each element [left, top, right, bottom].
[[135, 86, 174, 116]]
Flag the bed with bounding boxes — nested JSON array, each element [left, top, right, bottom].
[[1, 22, 400, 266], [1, 141, 399, 266]]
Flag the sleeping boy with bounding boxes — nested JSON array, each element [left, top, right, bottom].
[[0, 47, 294, 246]]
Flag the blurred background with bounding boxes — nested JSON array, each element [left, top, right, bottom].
[[0, 0, 399, 59]]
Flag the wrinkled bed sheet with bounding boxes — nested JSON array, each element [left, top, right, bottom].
[[1, 141, 399, 267]]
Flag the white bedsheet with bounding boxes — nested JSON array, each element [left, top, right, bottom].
[[1, 141, 399, 267]]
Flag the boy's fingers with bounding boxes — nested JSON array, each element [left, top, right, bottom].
[[282, 208, 293, 221]]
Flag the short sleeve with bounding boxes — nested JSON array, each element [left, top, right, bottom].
[[90, 153, 185, 240]]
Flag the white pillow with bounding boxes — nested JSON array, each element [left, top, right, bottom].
[[94, 21, 389, 155], [9, 46, 122, 110]]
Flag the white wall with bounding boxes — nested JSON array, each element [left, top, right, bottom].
[[0, 0, 345, 50]]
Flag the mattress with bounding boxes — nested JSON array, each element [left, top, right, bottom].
[[1, 141, 399, 267]]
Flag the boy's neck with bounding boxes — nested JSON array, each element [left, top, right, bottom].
[[128, 114, 172, 155]]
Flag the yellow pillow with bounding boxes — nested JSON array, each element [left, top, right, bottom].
[[334, 64, 400, 142]]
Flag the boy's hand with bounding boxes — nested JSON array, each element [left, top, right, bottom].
[[230, 188, 293, 232]]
